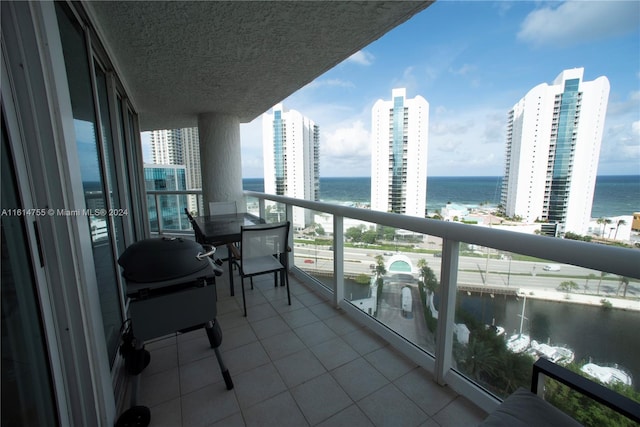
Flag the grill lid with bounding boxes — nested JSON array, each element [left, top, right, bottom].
[[118, 237, 213, 284]]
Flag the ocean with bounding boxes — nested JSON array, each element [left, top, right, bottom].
[[243, 175, 640, 219]]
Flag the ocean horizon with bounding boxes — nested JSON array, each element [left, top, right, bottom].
[[243, 175, 640, 219]]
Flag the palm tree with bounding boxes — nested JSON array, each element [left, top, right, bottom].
[[596, 271, 608, 295], [604, 218, 613, 238], [596, 217, 606, 237], [614, 219, 627, 240], [558, 280, 579, 295], [585, 273, 597, 294], [458, 338, 500, 381], [418, 259, 438, 293], [374, 255, 386, 280], [617, 276, 630, 298], [417, 258, 427, 283]]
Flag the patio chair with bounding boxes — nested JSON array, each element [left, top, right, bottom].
[[230, 221, 291, 316]]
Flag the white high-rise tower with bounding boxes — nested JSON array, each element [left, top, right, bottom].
[[151, 129, 183, 165], [500, 68, 610, 235], [150, 127, 202, 214], [371, 88, 429, 218], [262, 104, 320, 228]]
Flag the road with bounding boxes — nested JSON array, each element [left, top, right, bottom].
[[293, 244, 639, 297]]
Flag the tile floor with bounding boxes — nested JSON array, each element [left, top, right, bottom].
[[137, 271, 487, 427]]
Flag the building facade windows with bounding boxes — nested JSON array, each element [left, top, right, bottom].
[[371, 88, 428, 218], [263, 104, 319, 228], [500, 68, 609, 235]]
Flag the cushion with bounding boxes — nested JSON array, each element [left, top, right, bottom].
[[479, 388, 582, 426]]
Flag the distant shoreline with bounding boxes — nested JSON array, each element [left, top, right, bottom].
[[242, 175, 639, 219], [243, 174, 640, 180]]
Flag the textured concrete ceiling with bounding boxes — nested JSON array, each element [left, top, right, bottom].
[[85, 1, 432, 130]]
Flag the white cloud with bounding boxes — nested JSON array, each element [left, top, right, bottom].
[[240, 119, 264, 178], [518, 1, 640, 48], [449, 63, 476, 76], [494, 2, 512, 17], [345, 50, 375, 66], [430, 119, 475, 136], [427, 107, 507, 176], [597, 109, 640, 175], [241, 100, 373, 177], [304, 78, 355, 91], [318, 120, 372, 177]]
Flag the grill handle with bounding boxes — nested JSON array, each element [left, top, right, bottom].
[[196, 245, 216, 261]]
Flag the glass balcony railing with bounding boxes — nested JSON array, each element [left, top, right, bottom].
[[146, 188, 640, 424], [242, 190, 640, 425], [146, 189, 203, 234]]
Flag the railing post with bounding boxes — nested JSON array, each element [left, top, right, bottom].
[[258, 198, 265, 220], [154, 194, 162, 234], [333, 215, 344, 308], [434, 238, 459, 385], [286, 203, 294, 268]]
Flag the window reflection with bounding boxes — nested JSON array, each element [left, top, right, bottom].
[[56, 2, 122, 364], [1, 115, 59, 426]]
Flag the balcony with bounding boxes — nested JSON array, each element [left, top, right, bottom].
[[138, 272, 487, 426], [150, 189, 640, 426]]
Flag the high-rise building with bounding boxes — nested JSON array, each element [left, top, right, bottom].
[[500, 68, 610, 236], [262, 103, 320, 228], [181, 127, 202, 214], [182, 127, 201, 190], [144, 164, 189, 231], [150, 127, 202, 214], [151, 129, 183, 165], [371, 88, 429, 218]]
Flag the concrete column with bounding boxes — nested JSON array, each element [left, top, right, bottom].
[[197, 113, 244, 214]]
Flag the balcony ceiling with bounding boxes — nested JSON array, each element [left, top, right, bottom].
[[85, 1, 432, 131]]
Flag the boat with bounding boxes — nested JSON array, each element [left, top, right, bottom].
[[528, 340, 575, 365], [581, 363, 633, 387], [485, 319, 505, 337], [506, 294, 530, 353], [486, 324, 505, 337], [506, 333, 530, 353]]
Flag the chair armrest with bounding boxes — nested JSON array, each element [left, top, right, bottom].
[[532, 357, 640, 423]]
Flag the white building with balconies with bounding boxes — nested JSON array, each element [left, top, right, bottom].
[[500, 68, 610, 236], [263, 104, 320, 229], [371, 88, 429, 218]]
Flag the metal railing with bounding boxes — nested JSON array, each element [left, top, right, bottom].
[[243, 190, 640, 413], [148, 188, 640, 413]]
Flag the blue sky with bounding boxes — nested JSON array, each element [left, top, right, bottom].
[[144, 1, 640, 178]]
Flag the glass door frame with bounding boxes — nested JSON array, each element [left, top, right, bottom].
[[1, 1, 147, 424]]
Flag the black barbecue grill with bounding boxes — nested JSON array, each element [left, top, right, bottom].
[[115, 237, 232, 427]]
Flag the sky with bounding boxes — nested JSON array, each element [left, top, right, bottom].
[[142, 1, 640, 178]]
